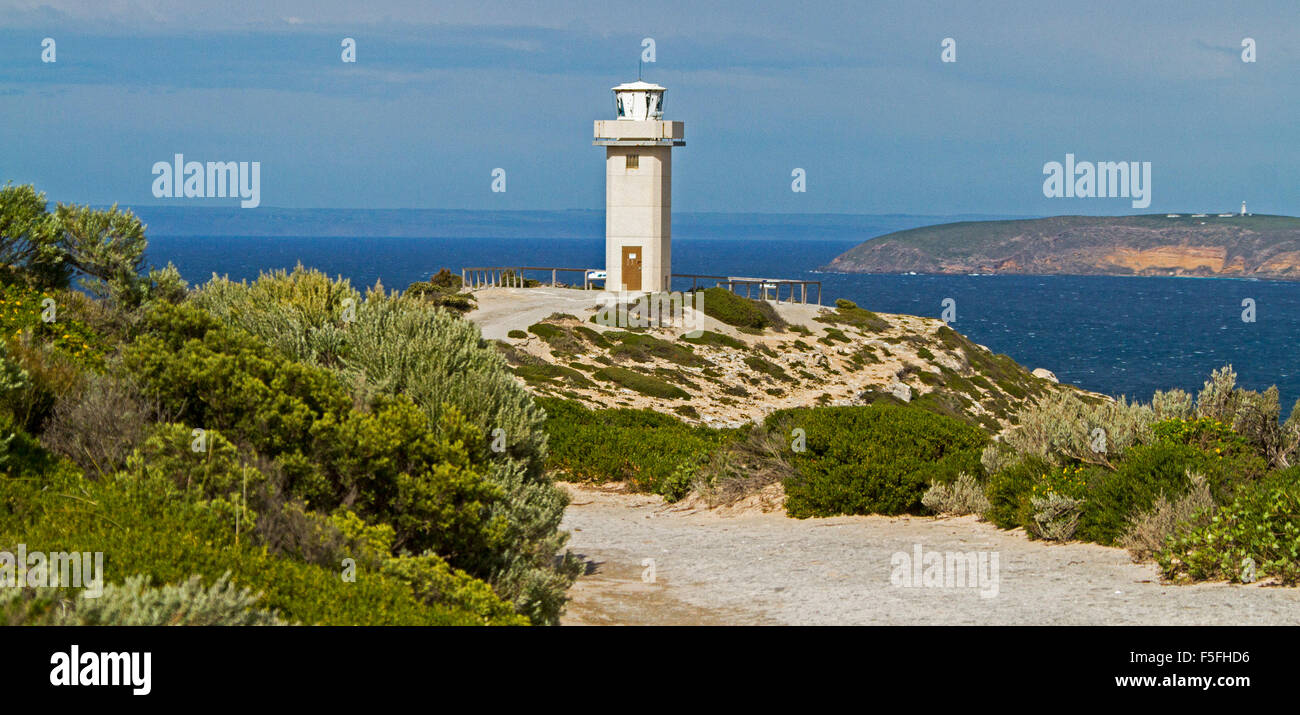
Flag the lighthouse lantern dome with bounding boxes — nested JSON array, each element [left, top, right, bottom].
[[612, 81, 666, 121]]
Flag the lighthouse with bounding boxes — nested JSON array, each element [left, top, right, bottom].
[[594, 81, 685, 293]]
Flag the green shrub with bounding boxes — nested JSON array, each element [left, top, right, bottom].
[[0, 283, 104, 364], [1072, 443, 1204, 544], [118, 302, 576, 615], [607, 331, 705, 366], [507, 329, 527, 339], [1119, 471, 1215, 562], [680, 330, 745, 350], [780, 405, 987, 518], [982, 455, 1049, 530], [2, 574, 283, 626], [539, 397, 723, 498], [190, 266, 360, 367], [744, 355, 793, 382], [0, 469, 486, 625], [921, 472, 989, 516], [528, 321, 586, 355], [513, 363, 593, 388], [40, 372, 154, 477], [593, 366, 689, 399], [1003, 390, 1154, 468], [1, 184, 151, 304], [192, 273, 579, 623], [380, 552, 527, 625], [818, 328, 850, 344], [700, 287, 785, 331], [1158, 469, 1300, 584], [816, 302, 890, 332], [404, 269, 476, 314], [1, 336, 82, 433]]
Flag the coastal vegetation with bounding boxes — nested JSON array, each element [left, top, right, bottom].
[[541, 363, 1300, 584], [6, 181, 1299, 631], [0, 183, 576, 626]]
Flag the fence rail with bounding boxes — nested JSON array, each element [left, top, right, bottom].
[[672, 274, 821, 305], [461, 266, 600, 290], [460, 267, 820, 305]]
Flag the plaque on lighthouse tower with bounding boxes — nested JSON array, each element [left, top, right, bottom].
[[594, 81, 685, 294]]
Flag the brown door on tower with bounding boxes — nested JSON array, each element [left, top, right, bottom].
[[621, 246, 642, 291]]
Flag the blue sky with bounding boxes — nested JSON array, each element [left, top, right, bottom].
[[1, 0, 1298, 215]]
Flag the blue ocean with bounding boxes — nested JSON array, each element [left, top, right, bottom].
[[139, 209, 1300, 411]]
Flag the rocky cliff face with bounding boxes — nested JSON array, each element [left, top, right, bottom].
[[826, 214, 1300, 279]]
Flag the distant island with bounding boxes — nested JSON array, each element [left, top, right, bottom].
[[825, 214, 1300, 280]]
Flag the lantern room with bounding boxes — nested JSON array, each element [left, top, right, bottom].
[[612, 81, 666, 121]]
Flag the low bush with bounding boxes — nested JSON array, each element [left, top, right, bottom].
[[1, 336, 82, 433], [1073, 443, 1203, 545], [0, 468, 489, 625], [780, 405, 987, 518], [607, 331, 705, 366], [744, 355, 793, 383], [1158, 469, 1300, 584], [983, 455, 1049, 530], [40, 371, 156, 477], [513, 363, 593, 388], [1028, 492, 1085, 541], [921, 472, 989, 517], [2, 574, 283, 626], [539, 397, 723, 499], [1002, 390, 1154, 469], [816, 301, 890, 332], [693, 418, 794, 507], [699, 287, 786, 331], [593, 366, 689, 399], [1119, 471, 1215, 562], [192, 271, 578, 622], [680, 330, 745, 350], [404, 269, 476, 314]]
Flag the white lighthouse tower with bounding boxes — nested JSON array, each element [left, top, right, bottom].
[[594, 81, 685, 292]]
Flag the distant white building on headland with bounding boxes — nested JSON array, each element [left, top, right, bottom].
[[594, 81, 685, 293], [1165, 203, 1250, 219]]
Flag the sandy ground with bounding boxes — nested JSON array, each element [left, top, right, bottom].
[[558, 484, 1300, 625], [470, 286, 608, 341]]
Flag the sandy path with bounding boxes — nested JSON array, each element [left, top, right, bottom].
[[469, 286, 604, 340], [558, 484, 1300, 625]]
